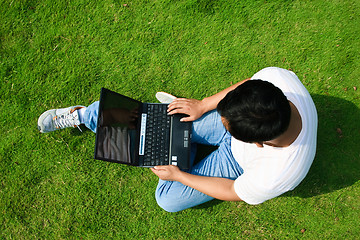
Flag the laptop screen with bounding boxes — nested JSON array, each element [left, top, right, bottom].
[[95, 88, 141, 164]]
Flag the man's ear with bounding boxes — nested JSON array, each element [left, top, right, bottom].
[[221, 117, 230, 130]]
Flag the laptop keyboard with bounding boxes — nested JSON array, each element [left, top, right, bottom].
[[143, 104, 171, 166]]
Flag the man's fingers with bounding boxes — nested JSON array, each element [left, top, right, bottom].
[[153, 165, 168, 170], [168, 98, 191, 110], [168, 102, 185, 112], [168, 108, 183, 115], [167, 98, 202, 121], [150, 167, 163, 175], [168, 107, 192, 116], [180, 116, 194, 122], [169, 98, 188, 104]]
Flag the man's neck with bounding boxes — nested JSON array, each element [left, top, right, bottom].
[[263, 102, 302, 148]]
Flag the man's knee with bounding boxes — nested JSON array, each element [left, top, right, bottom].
[[155, 194, 183, 213]]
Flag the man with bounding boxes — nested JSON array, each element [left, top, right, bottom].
[[38, 67, 318, 212]]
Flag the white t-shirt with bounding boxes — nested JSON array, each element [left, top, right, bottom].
[[232, 67, 318, 205]]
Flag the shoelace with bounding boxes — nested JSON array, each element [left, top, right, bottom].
[[54, 111, 82, 132]]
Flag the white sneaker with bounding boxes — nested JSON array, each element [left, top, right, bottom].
[[155, 92, 176, 103], [37, 106, 85, 133]]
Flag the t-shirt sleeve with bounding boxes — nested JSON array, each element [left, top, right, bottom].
[[234, 176, 261, 205], [233, 157, 287, 205], [234, 174, 277, 205]]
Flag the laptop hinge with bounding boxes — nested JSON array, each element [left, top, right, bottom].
[[168, 116, 173, 165]]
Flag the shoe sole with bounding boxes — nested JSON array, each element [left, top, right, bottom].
[[156, 92, 176, 103]]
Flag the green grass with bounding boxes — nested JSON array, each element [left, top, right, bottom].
[[1, 0, 359, 239]]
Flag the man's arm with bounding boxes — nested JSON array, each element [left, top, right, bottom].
[[151, 165, 242, 201], [167, 78, 250, 121]]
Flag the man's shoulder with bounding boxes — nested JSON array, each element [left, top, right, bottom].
[[252, 67, 295, 79]]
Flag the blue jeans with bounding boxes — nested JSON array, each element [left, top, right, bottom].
[[84, 101, 244, 212]]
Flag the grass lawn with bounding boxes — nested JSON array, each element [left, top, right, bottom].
[[1, 0, 359, 239]]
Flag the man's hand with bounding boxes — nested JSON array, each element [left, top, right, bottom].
[[150, 165, 183, 181], [150, 165, 242, 201], [167, 98, 206, 122], [166, 78, 250, 122]]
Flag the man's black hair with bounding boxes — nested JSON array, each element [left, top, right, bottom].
[[217, 80, 291, 143]]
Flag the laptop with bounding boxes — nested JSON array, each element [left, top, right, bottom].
[[94, 88, 192, 170]]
